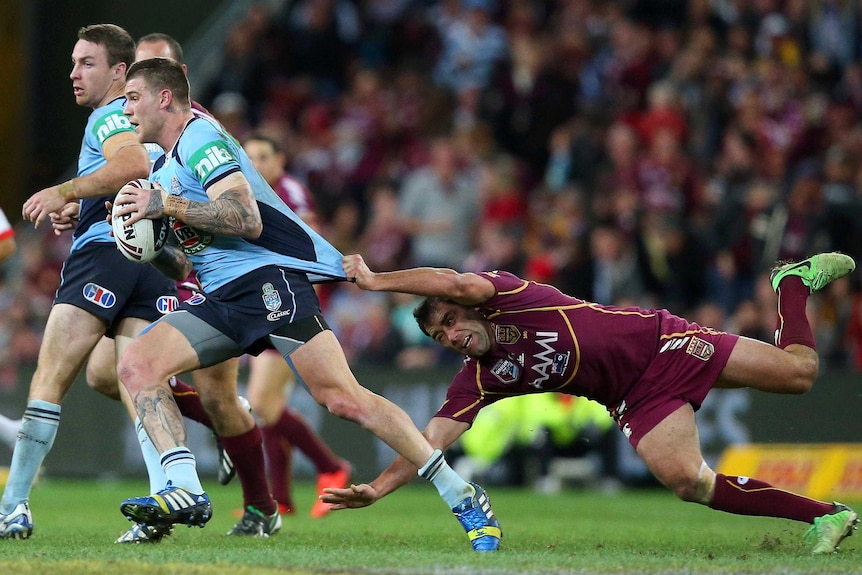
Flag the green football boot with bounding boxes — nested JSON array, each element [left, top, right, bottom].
[[803, 503, 858, 554], [770, 252, 855, 294]]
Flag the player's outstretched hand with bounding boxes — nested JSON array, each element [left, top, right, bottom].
[[320, 483, 379, 510], [23, 185, 70, 229]]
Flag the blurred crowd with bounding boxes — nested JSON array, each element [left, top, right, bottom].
[[4, 0, 862, 389]]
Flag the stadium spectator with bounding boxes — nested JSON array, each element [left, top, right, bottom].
[[0, 24, 174, 541], [398, 135, 479, 269], [113, 57, 501, 552], [332, 251, 858, 555], [241, 132, 352, 518]]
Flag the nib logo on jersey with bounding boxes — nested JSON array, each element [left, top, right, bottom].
[[94, 112, 132, 144], [191, 141, 234, 180], [262, 283, 291, 321]]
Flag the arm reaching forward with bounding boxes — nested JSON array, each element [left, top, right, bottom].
[[321, 416, 470, 509], [342, 254, 495, 306]]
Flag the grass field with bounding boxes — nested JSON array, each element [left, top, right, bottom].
[[0, 478, 858, 574]]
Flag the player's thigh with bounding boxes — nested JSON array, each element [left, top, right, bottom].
[[30, 303, 107, 403], [636, 404, 704, 488], [287, 330, 367, 406], [247, 351, 292, 423]]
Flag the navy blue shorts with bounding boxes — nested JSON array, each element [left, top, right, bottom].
[[55, 242, 178, 336], [177, 265, 322, 355]]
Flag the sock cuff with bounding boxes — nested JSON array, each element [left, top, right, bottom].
[[161, 447, 196, 470], [24, 399, 61, 425], [418, 449, 445, 480]]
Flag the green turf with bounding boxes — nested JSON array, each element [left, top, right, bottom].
[[0, 478, 858, 574]]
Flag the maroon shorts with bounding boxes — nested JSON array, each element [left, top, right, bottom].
[[612, 331, 739, 449]]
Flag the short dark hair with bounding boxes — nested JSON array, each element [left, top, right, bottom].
[[78, 24, 135, 69], [137, 32, 184, 63], [412, 297, 448, 338], [242, 132, 283, 154], [127, 57, 190, 106]]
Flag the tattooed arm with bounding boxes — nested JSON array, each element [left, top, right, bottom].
[[116, 172, 263, 239], [160, 172, 262, 239], [151, 244, 194, 281]]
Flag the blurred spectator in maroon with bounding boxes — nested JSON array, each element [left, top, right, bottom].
[[772, 173, 826, 264], [210, 92, 252, 143], [634, 126, 704, 220], [593, 121, 642, 228], [477, 154, 527, 229], [635, 81, 688, 148]]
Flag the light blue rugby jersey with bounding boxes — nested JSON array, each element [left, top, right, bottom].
[[71, 97, 136, 252], [150, 115, 346, 292]]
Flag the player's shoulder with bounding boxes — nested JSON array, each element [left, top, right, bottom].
[[86, 97, 134, 146]]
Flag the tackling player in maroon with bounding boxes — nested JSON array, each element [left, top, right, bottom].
[[325, 251, 859, 555]]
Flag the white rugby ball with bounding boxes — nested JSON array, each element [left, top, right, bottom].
[[112, 179, 169, 263]]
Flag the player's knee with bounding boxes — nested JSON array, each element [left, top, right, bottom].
[[318, 389, 364, 423], [789, 355, 818, 394], [667, 474, 703, 503], [85, 366, 120, 400], [116, 352, 154, 394]]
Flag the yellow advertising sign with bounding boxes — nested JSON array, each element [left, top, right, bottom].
[[716, 444, 862, 500]]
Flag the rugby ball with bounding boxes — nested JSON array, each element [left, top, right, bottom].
[[112, 179, 169, 263]]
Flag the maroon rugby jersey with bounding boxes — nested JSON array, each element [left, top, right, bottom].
[[273, 174, 316, 220], [436, 271, 733, 424]]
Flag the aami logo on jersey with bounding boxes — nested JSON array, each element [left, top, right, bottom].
[[191, 141, 234, 181], [171, 219, 213, 255], [82, 283, 116, 308], [156, 296, 180, 314], [94, 112, 133, 144], [490, 358, 520, 384]]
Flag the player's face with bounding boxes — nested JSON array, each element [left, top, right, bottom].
[[70, 40, 121, 109], [425, 302, 493, 357], [123, 77, 164, 145], [243, 140, 284, 185]]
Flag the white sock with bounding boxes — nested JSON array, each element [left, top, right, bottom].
[[418, 449, 472, 508]]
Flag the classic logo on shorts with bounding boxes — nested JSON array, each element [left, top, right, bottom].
[[686, 337, 714, 361], [490, 358, 520, 384], [191, 141, 234, 181], [94, 112, 133, 144], [171, 219, 213, 255], [262, 283, 291, 321], [82, 283, 116, 308], [186, 293, 207, 306], [494, 324, 522, 344], [156, 295, 180, 314]]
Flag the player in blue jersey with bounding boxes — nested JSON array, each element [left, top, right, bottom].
[[76, 32, 280, 542], [110, 57, 500, 552], [0, 24, 172, 540], [325, 253, 859, 555]]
